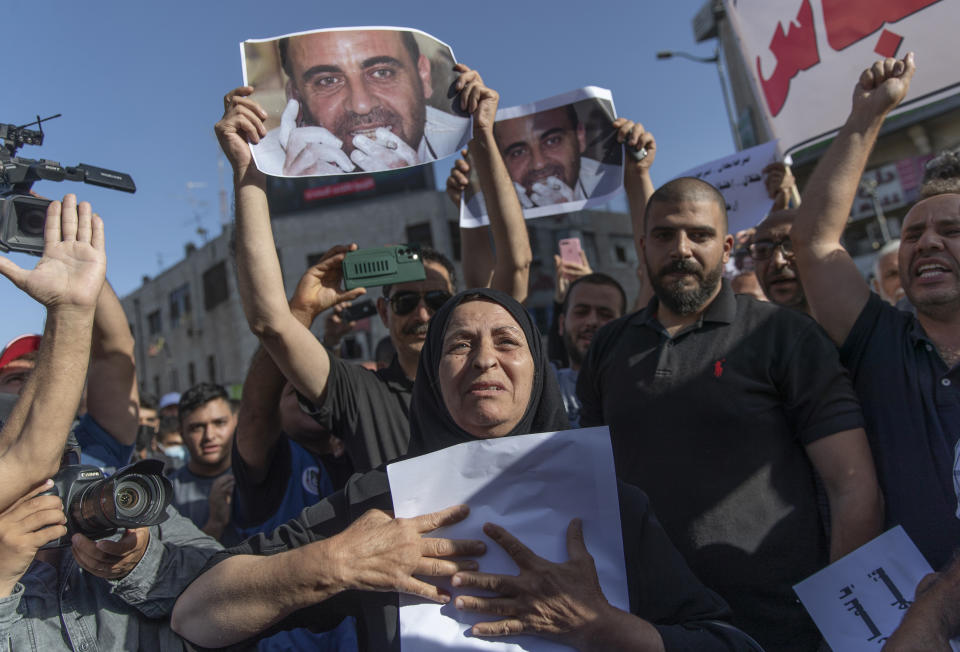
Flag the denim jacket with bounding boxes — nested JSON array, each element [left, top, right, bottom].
[[0, 507, 221, 651]]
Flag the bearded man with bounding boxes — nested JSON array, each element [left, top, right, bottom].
[[577, 176, 882, 652], [251, 29, 468, 176]]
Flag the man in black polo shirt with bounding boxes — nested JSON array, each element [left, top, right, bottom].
[[578, 176, 882, 652], [791, 54, 960, 575]]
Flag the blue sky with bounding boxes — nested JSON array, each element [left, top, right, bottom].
[[3, 0, 736, 344]]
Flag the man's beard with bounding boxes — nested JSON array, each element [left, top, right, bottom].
[[649, 258, 724, 315], [302, 99, 426, 155], [563, 327, 587, 367]]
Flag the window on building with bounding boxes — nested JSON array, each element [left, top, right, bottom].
[[188, 362, 196, 387], [169, 284, 192, 329], [207, 355, 217, 384], [203, 261, 229, 311], [610, 235, 637, 267], [405, 222, 433, 249], [147, 310, 162, 336], [446, 221, 462, 261], [306, 252, 325, 268], [169, 368, 179, 392], [153, 375, 161, 397]]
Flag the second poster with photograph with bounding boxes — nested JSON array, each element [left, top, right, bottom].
[[460, 87, 623, 227]]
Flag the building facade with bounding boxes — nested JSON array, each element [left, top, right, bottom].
[[121, 189, 639, 396]]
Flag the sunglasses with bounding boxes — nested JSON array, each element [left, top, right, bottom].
[[389, 290, 452, 316], [749, 237, 794, 261]]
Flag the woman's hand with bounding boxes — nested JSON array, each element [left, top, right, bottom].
[[452, 518, 617, 648], [329, 504, 486, 603]]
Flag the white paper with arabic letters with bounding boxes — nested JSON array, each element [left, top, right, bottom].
[[794, 526, 960, 652], [676, 140, 780, 236], [387, 427, 627, 651]]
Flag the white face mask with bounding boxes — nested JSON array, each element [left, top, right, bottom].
[[160, 444, 188, 461]]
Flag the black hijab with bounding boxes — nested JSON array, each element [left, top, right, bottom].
[[408, 288, 568, 456]]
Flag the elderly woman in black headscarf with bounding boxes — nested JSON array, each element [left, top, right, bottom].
[[172, 289, 755, 651]]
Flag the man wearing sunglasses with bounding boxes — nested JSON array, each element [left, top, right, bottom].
[[750, 211, 810, 314]]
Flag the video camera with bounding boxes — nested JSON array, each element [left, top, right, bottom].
[[0, 114, 136, 255], [39, 458, 173, 549]]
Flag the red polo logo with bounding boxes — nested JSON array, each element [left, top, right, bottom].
[[713, 359, 726, 378]]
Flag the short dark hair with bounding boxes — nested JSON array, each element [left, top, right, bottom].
[[139, 392, 158, 411], [494, 104, 580, 143], [178, 382, 229, 423], [644, 177, 729, 234], [920, 149, 960, 198], [563, 273, 627, 316], [382, 246, 457, 297], [278, 30, 421, 79]]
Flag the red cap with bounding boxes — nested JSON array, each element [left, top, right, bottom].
[[0, 334, 42, 371]]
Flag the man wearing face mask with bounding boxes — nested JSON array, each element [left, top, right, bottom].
[[136, 415, 187, 474]]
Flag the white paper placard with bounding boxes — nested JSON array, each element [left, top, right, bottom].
[[676, 140, 780, 235], [388, 427, 627, 651], [794, 526, 959, 651]]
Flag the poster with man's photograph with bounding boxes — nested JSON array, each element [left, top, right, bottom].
[[459, 87, 623, 228], [241, 27, 471, 177]]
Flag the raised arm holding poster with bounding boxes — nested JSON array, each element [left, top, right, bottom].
[[724, 0, 960, 154], [241, 27, 471, 177], [459, 87, 624, 228]]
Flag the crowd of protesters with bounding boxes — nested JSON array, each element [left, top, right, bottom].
[[0, 44, 957, 652]]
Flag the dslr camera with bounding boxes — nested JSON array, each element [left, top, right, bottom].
[[40, 458, 173, 549], [0, 114, 135, 255]]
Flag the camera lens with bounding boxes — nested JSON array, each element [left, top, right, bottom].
[[113, 477, 153, 519], [116, 486, 141, 510], [17, 207, 46, 237]]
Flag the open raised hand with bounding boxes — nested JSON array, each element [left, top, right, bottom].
[[0, 194, 106, 311]]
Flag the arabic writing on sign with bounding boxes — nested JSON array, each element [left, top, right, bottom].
[[691, 156, 765, 205], [677, 141, 779, 234], [821, 0, 940, 51], [756, 0, 942, 116], [837, 567, 914, 644], [757, 0, 819, 117], [793, 526, 942, 652]]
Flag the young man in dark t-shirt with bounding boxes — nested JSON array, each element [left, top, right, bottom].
[[168, 383, 240, 545]]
